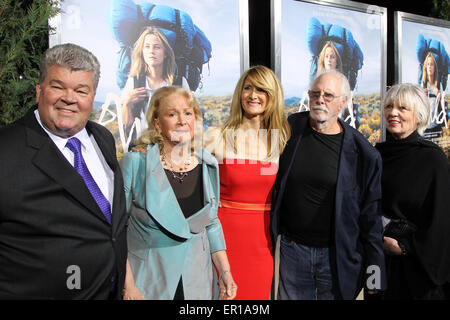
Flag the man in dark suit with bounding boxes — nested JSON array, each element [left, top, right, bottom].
[[0, 43, 127, 299], [270, 70, 386, 300]]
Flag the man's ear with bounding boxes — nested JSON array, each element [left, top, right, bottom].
[[35, 83, 41, 104], [340, 96, 348, 109]]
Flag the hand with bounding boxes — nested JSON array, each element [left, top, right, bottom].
[[122, 87, 148, 125], [433, 87, 440, 96], [218, 271, 237, 300], [123, 284, 145, 300], [124, 87, 148, 105], [383, 236, 403, 255]]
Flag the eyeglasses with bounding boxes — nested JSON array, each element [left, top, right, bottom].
[[308, 90, 341, 103]]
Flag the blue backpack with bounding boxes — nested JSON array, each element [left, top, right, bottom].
[[306, 17, 364, 91], [108, 0, 212, 91], [416, 34, 449, 91]]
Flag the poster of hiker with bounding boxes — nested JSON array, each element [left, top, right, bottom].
[[395, 11, 450, 159], [49, 0, 246, 155], [273, 0, 387, 145]]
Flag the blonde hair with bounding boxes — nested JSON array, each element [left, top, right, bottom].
[[383, 83, 430, 135], [421, 52, 438, 89], [317, 41, 343, 74], [135, 86, 203, 150], [222, 65, 290, 156], [129, 27, 176, 84]]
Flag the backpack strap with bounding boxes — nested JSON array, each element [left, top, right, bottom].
[[144, 4, 155, 20], [131, 73, 147, 119], [173, 9, 189, 87]]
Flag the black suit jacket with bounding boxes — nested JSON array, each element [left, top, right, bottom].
[[0, 108, 127, 299]]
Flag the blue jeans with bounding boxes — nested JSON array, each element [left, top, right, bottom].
[[278, 234, 338, 300]]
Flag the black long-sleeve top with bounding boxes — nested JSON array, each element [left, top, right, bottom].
[[375, 131, 450, 289]]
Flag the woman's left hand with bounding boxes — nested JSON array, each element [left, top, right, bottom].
[[383, 236, 403, 255], [218, 270, 237, 300]]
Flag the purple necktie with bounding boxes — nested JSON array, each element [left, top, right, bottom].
[[66, 137, 112, 224]]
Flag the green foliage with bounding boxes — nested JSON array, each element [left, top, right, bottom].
[[0, 0, 60, 126], [431, 0, 450, 21]]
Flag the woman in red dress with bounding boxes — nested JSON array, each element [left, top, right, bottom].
[[206, 65, 290, 299]]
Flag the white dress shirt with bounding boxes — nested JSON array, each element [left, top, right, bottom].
[[34, 110, 115, 209]]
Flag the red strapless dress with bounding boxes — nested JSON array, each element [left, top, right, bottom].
[[218, 159, 277, 300]]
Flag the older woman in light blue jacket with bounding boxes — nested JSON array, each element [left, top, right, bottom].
[[120, 86, 237, 300]]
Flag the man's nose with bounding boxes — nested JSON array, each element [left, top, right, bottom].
[[61, 89, 76, 104]]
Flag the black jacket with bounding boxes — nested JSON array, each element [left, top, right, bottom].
[[0, 108, 127, 299]]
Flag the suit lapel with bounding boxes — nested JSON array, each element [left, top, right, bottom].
[[279, 115, 307, 191], [25, 111, 111, 225], [335, 121, 359, 221], [86, 122, 116, 170], [86, 121, 123, 230], [271, 115, 307, 217], [336, 119, 359, 191]]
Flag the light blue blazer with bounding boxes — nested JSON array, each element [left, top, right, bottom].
[[120, 144, 226, 299]]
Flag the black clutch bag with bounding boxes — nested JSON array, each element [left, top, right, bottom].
[[383, 218, 417, 239]]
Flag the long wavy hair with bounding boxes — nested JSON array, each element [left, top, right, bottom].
[[135, 86, 203, 151], [222, 65, 290, 157], [129, 27, 176, 85]]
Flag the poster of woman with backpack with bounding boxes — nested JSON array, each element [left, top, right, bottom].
[[49, 0, 245, 156], [396, 12, 450, 159], [306, 17, 364, 130], [417, 39, 449, 139], [120, 26, 190, 147], [275, 0, 387, 145]]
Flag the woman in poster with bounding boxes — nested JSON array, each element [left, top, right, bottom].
[[375, 83, 450, 300], [205, 65, 290, 299], [121, 26, 189, 141], [420, 52, 447, 135], [316, 41, 343, 74], [416, 35, 449, 139], [305, 17, 363, 129]]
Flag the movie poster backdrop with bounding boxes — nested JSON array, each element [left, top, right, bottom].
[[49, 0, 247, 155], [273, 0, 387, 144], [395, 11, 450, 159]]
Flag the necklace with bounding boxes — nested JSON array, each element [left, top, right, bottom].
[[161, 152, 192, 183]]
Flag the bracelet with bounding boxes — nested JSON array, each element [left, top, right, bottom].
[[219, 270, 230, 281]]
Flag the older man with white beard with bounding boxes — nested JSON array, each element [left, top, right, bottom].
[[270, 70, 386, 300]]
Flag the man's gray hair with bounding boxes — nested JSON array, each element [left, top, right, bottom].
[[310, 69, 351, 101], [39, 43, 101, 91]]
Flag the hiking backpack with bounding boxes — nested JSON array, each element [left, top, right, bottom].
[[108, 0, 212, 91], [306, 17, 364, 91]]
